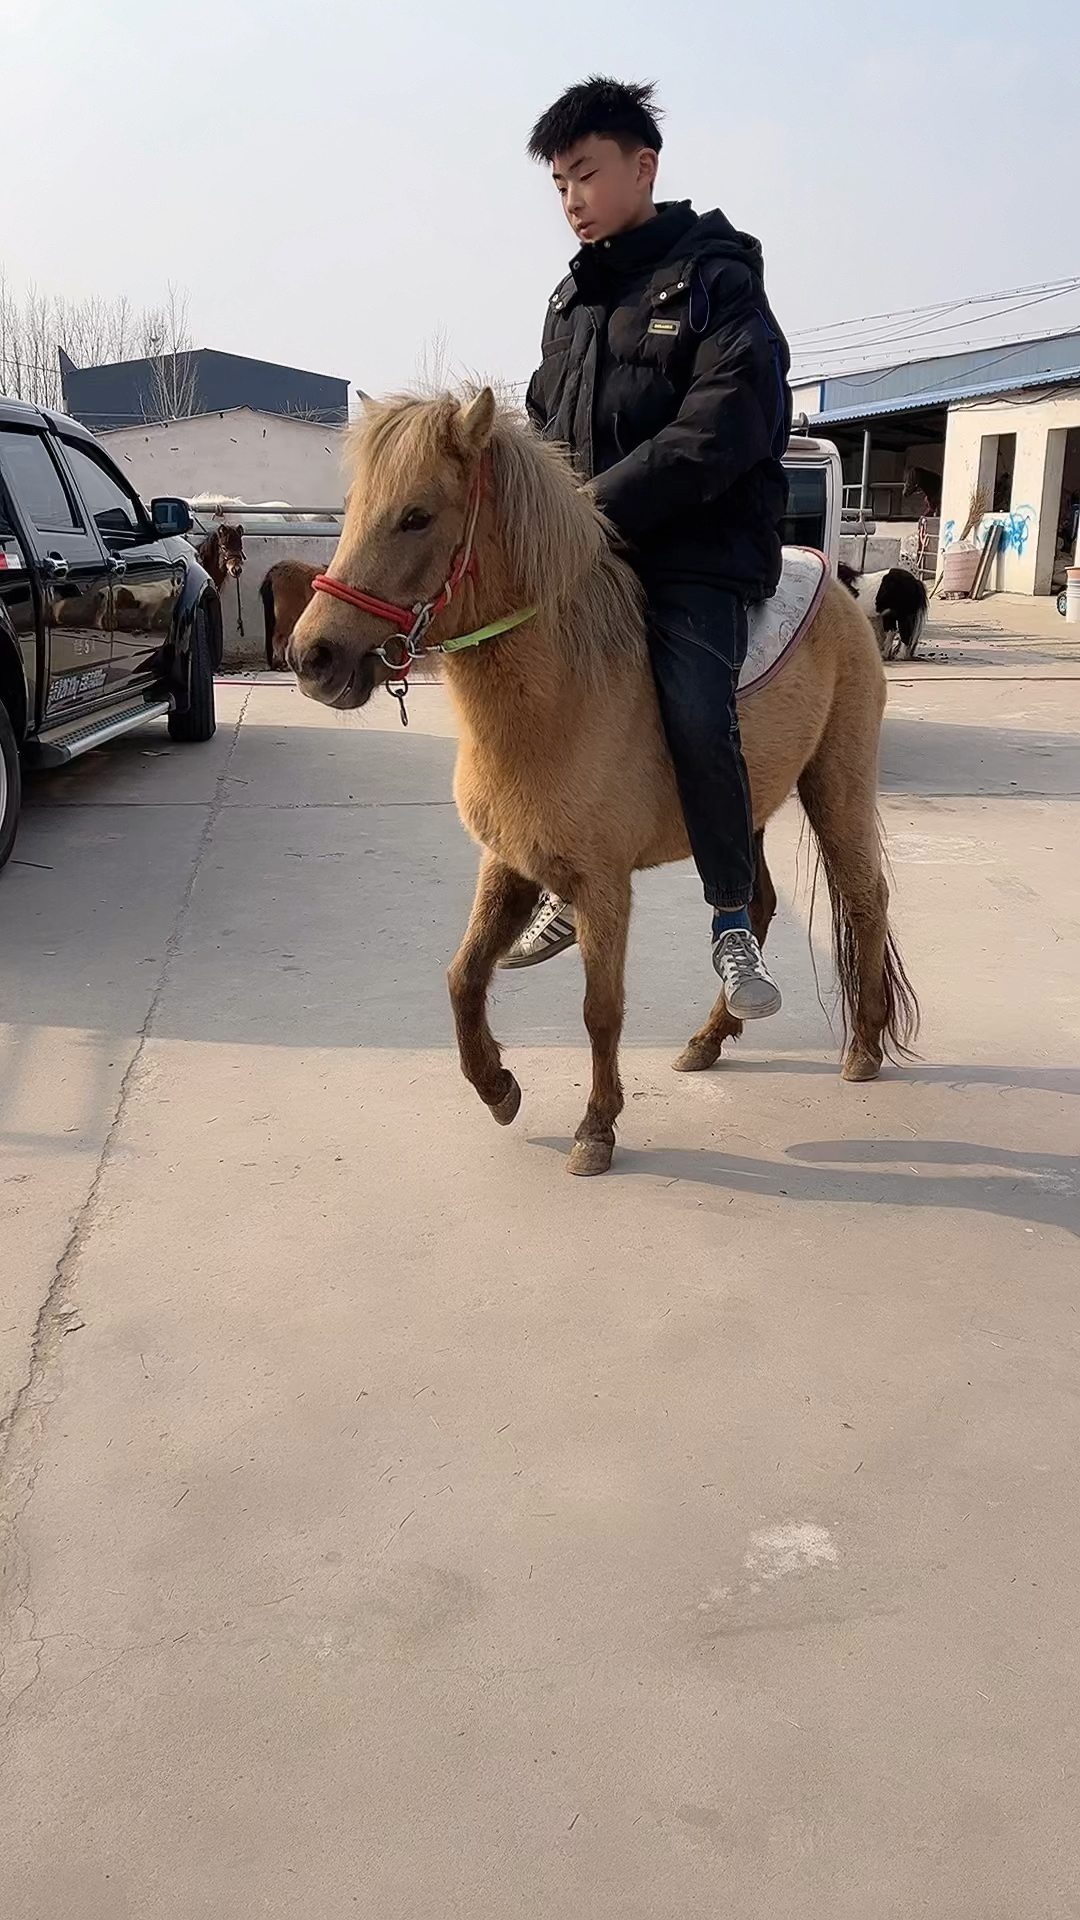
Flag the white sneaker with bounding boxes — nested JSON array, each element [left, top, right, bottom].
[[499, 895, 577, 969], [712, 927, 782, 1019]]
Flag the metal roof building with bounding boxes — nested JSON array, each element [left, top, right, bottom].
[[59, 347, 349, 432], [794, 327, 1080, 425], [791, 329, 1080, 596]]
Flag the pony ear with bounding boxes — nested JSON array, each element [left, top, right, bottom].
[[455, 386, 497, 453]]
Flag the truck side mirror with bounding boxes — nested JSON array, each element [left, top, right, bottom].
[[151, 497, 193, 537]]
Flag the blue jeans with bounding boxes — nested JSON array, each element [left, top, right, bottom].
[[646, 582, 755, 912]]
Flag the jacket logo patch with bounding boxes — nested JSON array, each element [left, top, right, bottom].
[[648, 318, 680, 337]]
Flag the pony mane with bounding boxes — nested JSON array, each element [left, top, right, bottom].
[[348, 388, 646, 688]]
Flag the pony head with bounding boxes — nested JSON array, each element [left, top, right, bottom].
[[289, 388, 497, 710], [218, 522, 246, 577]]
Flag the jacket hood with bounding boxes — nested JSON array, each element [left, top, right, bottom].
[[675, 206, 766, 281]]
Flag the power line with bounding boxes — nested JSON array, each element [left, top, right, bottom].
[[791, 321, 1080, 393], [786, 272, 1080, 341], [793, 287, 1080, 369]]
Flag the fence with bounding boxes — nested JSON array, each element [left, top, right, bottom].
[[189, 501, 344, 668]]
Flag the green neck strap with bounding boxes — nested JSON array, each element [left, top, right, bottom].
[[440, 606, 537, 655]]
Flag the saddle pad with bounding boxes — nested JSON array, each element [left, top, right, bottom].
[[738, 547, 828, 699]]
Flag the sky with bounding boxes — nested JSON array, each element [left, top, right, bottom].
[[5, 0, 1080, 401]]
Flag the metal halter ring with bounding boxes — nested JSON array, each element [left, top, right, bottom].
[[375, 634, 414, 672]]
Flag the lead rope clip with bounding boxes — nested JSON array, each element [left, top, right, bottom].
[[388, 680, 410, 726]]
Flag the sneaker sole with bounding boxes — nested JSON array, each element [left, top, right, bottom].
[[498, 928, 579, 970], [724, 988, 783, 1020]]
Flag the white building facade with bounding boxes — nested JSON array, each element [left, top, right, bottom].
[[98, 407, 348, 509], [803, 329, 1080, 596]]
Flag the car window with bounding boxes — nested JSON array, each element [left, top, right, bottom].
[[0, 480, 28, 572], [0, 428, 79, 533], [61, 441, 148, 546]]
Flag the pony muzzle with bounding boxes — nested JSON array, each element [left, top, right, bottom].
[[288, 600, 383, 709]]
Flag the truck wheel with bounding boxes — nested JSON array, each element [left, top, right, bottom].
[[0, 696, 22, 875], [168, 603, 217, 743]]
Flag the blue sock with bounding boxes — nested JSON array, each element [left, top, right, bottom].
[[712, 906, 752, 940]]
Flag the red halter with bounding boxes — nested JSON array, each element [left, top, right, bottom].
[[310, 463, 483, 677]]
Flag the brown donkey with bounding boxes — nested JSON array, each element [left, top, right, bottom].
[[289, 387, 917, 1176]]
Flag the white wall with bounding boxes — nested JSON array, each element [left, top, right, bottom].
[[214, 532, 340, 669], [940, 390, 1080, 593], [791, 382, 823, 417], [100, 409, 348, 509]]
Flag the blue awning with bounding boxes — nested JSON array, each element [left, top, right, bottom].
[[810, 364, 1080, 426]]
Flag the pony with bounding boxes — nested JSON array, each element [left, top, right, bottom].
[[259, 560, 319, 669], [837, 563, 928, 661], [289, 387, 917, 1176], [195, 522, 246, 592]]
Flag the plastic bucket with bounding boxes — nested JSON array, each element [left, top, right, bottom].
[[941, 546, 981, 597]]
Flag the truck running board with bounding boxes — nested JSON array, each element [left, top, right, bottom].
[[33, 697, 172, 767]]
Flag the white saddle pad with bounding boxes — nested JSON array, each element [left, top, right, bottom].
[[738, 547, 828, 700]]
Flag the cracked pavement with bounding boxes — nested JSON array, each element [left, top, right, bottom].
[[1, 657, 1079, 1918]]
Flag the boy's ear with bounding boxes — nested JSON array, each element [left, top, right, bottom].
[[638, 147, 659, 191]]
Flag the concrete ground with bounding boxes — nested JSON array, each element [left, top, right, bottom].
[[2, 602, 1079, 1918]]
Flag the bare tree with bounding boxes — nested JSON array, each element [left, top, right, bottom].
[[415, 327, 453, 395], [0, 276, 62, 407], [138, 284, 198, 423], [0, 273, 196, 413]]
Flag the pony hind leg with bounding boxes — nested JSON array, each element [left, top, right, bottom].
[[567, 875, 632, 1176], [672, 830, 777, 1073], [448, 853, 541, 1124], [797, 745, 918, 1081]]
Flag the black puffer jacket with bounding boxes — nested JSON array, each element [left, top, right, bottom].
[[525, 202, 792, 600]]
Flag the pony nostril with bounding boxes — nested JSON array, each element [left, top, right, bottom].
[[306, 641, 335, 681]]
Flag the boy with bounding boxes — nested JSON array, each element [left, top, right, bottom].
[[502, 76, 791, 1020]]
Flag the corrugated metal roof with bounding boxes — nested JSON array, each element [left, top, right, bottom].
[[800, 326, 1080, 410], [811, 362, 1080, 425], [61, 348, 349, 430]]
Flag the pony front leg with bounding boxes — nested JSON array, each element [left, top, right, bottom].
[[567, 877, 632, 1177], [448, 853, 539, 1126]]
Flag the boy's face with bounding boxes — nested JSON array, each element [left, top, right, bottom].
[[551, 135, 658, 246]]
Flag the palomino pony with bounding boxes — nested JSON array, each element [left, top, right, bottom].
[[289, 387, 917, 1176]]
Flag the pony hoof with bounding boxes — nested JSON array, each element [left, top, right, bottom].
[[567, 1138, 614, 1177], [842, 1048, 882, 1083], [671, 1041, 722, 1073], [489, 1075, 522, 1126]]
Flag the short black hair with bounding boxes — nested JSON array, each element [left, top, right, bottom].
[[527, 76, 663, 164]]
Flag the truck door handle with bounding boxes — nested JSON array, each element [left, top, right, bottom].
[[41, 553, 70, 581]]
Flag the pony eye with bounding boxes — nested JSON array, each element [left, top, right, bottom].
[[399, 506, 433, 533]]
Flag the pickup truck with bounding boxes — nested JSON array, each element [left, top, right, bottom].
[[0, 397, 222, 874], [780, 432, 843, 568]]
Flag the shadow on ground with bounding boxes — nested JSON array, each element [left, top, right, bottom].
[[528, 1132, 1079, 1238], [881, 715, 1080, 798]]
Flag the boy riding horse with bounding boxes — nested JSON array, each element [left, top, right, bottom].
[[503, 76, 792, 1021]]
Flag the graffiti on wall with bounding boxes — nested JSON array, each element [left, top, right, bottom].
[[997, 506, 1035, 556], [940, 508, 1035, 559]]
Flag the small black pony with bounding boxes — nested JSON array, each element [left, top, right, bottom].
[[838, 562, 928, 662]]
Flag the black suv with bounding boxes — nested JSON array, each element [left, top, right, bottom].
[[0, 398, 222, 873]]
